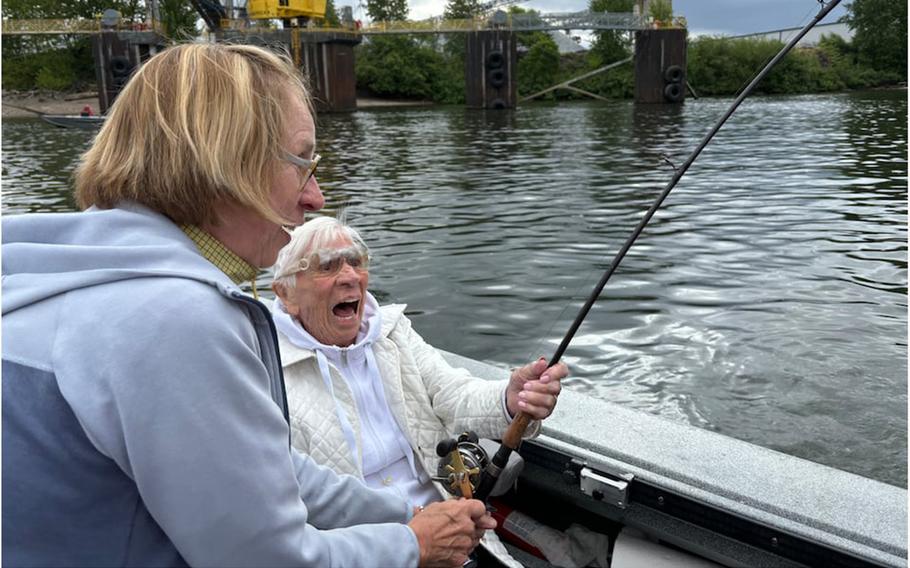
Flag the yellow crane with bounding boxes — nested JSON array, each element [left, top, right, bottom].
[[247, 0, 327, 20]]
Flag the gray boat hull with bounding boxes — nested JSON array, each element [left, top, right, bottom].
[[40, 114, 105, 129]]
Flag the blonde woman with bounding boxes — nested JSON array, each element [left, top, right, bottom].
[[3, 43, 491, 568]]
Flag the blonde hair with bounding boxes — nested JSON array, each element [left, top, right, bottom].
[[272, 214, 370, 293], [75, 42, 313, 226]]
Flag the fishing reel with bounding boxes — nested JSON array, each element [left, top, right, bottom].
[[433, 431, 489, 498]]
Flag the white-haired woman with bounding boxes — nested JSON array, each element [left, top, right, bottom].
[[271, 216, 568, 567]]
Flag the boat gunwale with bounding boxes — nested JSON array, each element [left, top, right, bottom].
[[440, 350, 908, 568]]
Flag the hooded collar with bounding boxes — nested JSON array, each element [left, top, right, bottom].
[[273, 291, 380, 354], [273, 293, 407, 366]]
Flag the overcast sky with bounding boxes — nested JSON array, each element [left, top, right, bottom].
[[362, 0, 848, 36]]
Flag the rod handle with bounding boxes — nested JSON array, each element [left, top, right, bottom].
[[502, 411, 532, 450]]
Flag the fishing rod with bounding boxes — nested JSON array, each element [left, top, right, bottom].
[[457, 0, 844, 504]]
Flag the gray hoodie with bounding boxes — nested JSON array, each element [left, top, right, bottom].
[[2, 203, 419, 567]]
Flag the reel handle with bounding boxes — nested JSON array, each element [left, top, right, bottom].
[[436, 438, 458, 458]]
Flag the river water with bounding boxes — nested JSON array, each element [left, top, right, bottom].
[[2, 91, 907, 487]]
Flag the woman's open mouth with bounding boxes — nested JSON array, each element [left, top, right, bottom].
[[332, 298, 360, 319]]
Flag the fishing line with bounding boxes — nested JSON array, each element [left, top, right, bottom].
[[524, 1, 825, 370], [546, 0, 842, 369], [523, 217, 620, 371], [471, 0, 843, 504]]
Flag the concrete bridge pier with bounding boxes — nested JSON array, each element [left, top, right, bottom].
[[465, 30, 517, 109], [634, 28, 687, 104]]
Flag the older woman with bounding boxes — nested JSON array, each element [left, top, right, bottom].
[[271, 216, 568, 566]]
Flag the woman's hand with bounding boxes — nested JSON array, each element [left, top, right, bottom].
[[505, 357, 567, 420], [409, 499, 496, 567]]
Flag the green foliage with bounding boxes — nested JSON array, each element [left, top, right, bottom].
[[588, 0, 634, 65], [355, 36, 461, 102], [517, 38, 560, 99], [2, 52, 44, 90], [158, 0, 198, 39], [649, 0, 673, 23], [844, 0, 907, 79], [581, 55, 634, 98], [506, 6, 550, 50], [444, 0, 483, 20], [321, 0, 341, 27], [501, 6, 565, 100], [1, 0, 148, 91], [2, 40, 96, 91], [1, 0, 143, 21], [365, 0, 408, 22], [35, 52, 78, 90], [687, 35, 893, 96]]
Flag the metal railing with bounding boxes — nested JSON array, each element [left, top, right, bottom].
[[359, 11, 683, 35], [1, 17, 160, 35], [2, 10, 686, 37]]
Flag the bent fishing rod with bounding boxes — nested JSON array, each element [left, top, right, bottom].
[[461, 0, 843, 503]]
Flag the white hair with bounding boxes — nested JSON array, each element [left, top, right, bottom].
[[271, 214, 370, 292]]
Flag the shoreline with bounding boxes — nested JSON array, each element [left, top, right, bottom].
[[1, 91, 432, 118], [4, 85, 904, 119], [2, 91, 100, 118]]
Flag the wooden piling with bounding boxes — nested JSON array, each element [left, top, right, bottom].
[[634, 28, 687, 104], [220, 29, 361, 113], [465, 30, 517, 109], [92, 31, 165, 114]]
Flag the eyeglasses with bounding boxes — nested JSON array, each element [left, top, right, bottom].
[[279, 246, 370, 279], [310, 247, 369, 277], [281, 151, 321, 190]]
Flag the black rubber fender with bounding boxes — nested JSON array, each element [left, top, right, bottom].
[[485, 50, 504, 70], [490, 98, 507, 109], [488, 68, 506, 88], [664, 64, 683, 84], [110, 56, 132, 77], [664, 82, 684, 102]]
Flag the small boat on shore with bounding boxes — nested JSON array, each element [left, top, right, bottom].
[[40, 114, 105, 129], [441, 351, 907, 568]]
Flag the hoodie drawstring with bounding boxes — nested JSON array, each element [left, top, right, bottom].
[[314, 350, 360, 466]]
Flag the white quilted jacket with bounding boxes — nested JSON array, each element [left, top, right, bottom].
[[278, 302, 539, 480], [277, 303, 538, 568]]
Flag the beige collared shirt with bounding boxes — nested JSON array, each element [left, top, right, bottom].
[[180, 224, 260, 298]]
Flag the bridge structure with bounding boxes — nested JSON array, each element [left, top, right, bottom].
[[1, 18, 134, 35], [1, 10, 687, 36], [358, 11, 653, 35], [1, 8, 687, 112]]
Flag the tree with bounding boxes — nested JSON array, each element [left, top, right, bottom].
[[320, 0, 341, 27], [444, 0, 483, 20], [844, 0, 907, 78], [356, 36, 418, 96], [158, 0, 198, 39], [588, 0, 634, 65], [1, 0, 145, 90], [517, 38, 560, 98], [1, 0, 143, 21], [365, 0, 408, 22], [648, 0, 672, 24]]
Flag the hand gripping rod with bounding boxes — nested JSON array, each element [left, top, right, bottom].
[[472, 0, 842, 503]]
